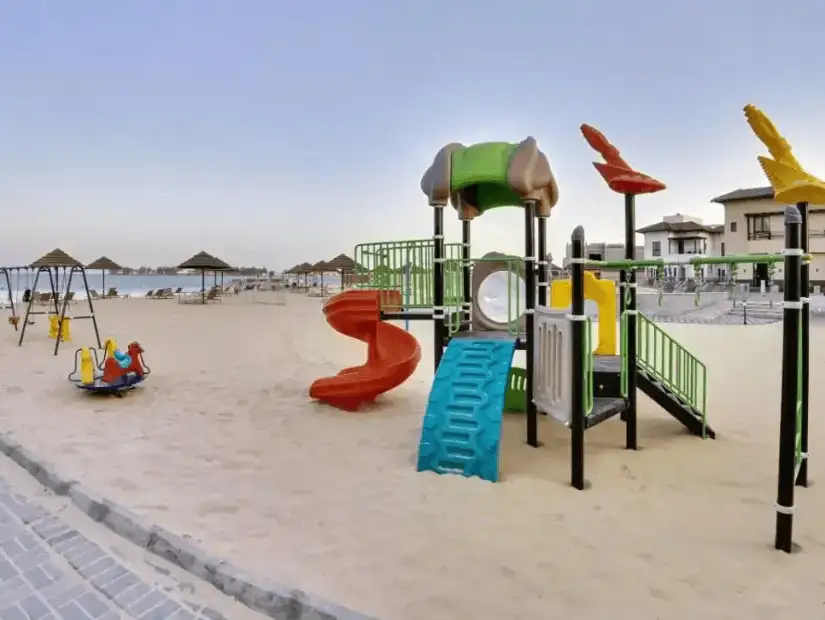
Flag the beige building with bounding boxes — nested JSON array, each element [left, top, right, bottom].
[[712, 186, 825, 287]]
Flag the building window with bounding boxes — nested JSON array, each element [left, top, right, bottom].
[[730, 221, 737, 232], [721, 242, 725, 256], [747, 214, 772, 240], [651, 241, 661, 257], [668, 238, 707, 255]]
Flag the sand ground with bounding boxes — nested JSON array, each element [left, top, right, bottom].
[[0, 292, 823, 620]]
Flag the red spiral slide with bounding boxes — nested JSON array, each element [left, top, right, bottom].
[[309, 290, 421, 411]]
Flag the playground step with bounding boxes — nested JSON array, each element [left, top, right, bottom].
[[417, 338, 517, 482], [636, 368, 715, 439], [585, 397, 627, 428]]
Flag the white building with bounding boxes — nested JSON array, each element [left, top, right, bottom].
[[562, 242, 644, 282], [636, 214, 725, 281]]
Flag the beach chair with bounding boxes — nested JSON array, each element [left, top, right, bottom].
[[180, 288, 222, 304], [143, 290, 155, 298], [105, 288, 119, 299], [89, 289, 103, 300], [151, 288, 173, 299], [36, 292, 52, 305], [64, 291, 75, 304]]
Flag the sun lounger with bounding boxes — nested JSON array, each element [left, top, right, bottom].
[[89, 290, 103, 300], [179, 289, 222, 304], [104, 288, 119, 299], [150, 288, 174, 299]]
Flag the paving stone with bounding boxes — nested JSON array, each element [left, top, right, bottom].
[[0, 464, 345, 620]]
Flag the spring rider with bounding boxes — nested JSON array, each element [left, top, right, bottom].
[[69, 338, 150, 395]]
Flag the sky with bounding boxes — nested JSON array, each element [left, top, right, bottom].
[[3, 0, 825, 270]]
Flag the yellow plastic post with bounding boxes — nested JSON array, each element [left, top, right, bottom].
[[48, 316, 58, 339], [550, 272, 617, 355], [744, 105, 825, 204], [79, 348, 95, 385], [104, 338, 117, 360], [48, 316, 71, 342]]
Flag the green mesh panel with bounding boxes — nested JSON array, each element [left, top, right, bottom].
[[449, 142, 523, 213]]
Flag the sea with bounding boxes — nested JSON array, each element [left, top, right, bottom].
[[0, 272, 343, 302]]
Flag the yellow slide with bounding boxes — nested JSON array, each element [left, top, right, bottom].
[[550, 271, 616, 355]]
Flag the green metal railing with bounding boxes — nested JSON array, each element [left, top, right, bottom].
[[583, 316, 594, 416], [624, 312, 709, 437], [353, 239, 463, 310]]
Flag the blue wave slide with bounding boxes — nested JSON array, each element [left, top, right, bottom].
[[416, 338, 517, 482]]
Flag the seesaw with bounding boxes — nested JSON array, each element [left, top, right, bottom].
[[68, 338, 151, 397]]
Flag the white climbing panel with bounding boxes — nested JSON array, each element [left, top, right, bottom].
[[533, 307, 572, 425]]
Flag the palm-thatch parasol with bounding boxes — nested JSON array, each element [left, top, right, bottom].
[[30, 248, 82, 269], [290, 262, 314, 289], [177, 251, 233, 304], [29, 249, 82, 299], [85, 256, 122, 296], [326, 253, 363, 289], [310, 260, 335, 289]]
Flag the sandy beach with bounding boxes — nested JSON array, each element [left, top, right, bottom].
[[0, 291, 823, 619]]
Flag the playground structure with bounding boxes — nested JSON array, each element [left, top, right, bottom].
[[16, 249, 102, 355], [317, 107, 814, 552], [68, 338, 151, 396]]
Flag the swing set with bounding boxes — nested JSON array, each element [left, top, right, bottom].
[[4, 249, 102, 355]]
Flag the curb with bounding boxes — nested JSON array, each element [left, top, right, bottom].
[[0, 433, 376, 620]]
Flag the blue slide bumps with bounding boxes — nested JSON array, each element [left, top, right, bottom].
[[417, 338, 517, 482]]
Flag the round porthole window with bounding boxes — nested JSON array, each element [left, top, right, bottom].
[[476, 270, 526, 327]]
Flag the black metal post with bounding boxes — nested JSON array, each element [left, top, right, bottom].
[[775, 205, 802, 553], [796, 201, 810, 487], [524, 200, 540, 448], [570, 226, 586, 490], [54, 266, 102, 355], [54, 269, 73, 355], [17, 270, 40, 346], [1, 269, 16, 331], [433, 204, 445, 371], [623, 193, 638, 449], [537, 215, 548, 307], [461, 220, 472, 327]]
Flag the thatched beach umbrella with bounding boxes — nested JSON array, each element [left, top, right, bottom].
[[29, 248, 82, 297], [327, 254, 353, 287], [30, 248, 82, 269], [177, 251, 233, 304], [326, 253, 362, 289], [291, 262, 314, 289], [311, 260, 335, 289], [85, 256, 122, 296]]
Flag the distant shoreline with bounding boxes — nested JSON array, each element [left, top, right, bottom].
[[109, 272, 244, 277]]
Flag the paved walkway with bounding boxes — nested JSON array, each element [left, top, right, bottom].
[[0, 473, 259, 620]]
